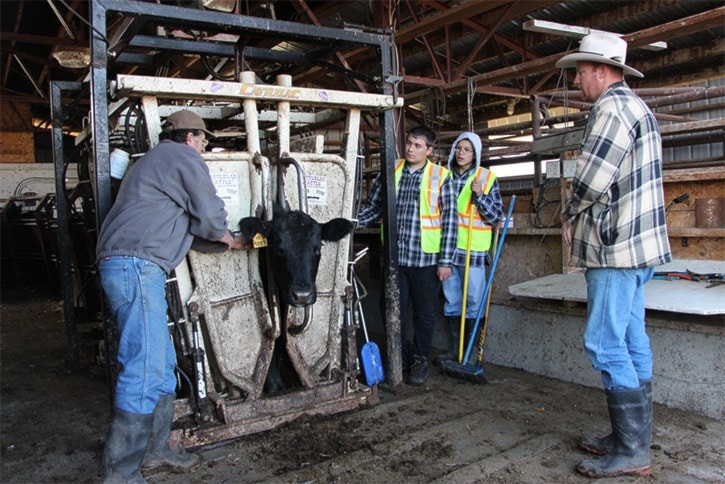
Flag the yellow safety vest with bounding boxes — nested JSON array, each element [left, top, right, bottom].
[[390, 159, 450, 254], [457, 167, 497, 252]]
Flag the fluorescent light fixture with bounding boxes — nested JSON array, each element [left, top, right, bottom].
[[522, 20, 667, 51], [202, 0, 236, 12], [51, 49, 91, 69]]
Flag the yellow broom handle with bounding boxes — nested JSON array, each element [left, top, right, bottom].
[[457, 203, 475, 364]]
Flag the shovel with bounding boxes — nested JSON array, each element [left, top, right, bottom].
[[353, 272, 384, 386]]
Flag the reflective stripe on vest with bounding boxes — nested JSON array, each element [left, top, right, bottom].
[[392, 159, 449, 254], [457, 167, 497, 252]]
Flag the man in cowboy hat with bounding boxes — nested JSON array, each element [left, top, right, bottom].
[[556, 32, 671, 478]]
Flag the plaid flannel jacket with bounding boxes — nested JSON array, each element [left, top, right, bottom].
[[357, 161, 458, 268], [564, 82, 672, 268]]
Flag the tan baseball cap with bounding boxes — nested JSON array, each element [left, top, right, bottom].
[[162, 109, 215, 137]]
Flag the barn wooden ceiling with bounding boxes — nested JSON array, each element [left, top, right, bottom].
[[1, 0, 723, 133]]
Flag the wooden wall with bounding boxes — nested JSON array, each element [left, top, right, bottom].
[[662, 167, 725, 260], [493, 166, 724, 302], [0, 101, 35, 163]]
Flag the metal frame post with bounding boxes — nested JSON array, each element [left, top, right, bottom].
[[50, 80, 83, 372]]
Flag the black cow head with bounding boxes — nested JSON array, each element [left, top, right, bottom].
[[239, 208, 354, 307]]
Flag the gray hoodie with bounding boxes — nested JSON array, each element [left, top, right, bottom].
[[447, 131, 483, 175]]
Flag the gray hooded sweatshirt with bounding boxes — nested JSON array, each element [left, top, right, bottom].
[[447, 131, 483, 174]]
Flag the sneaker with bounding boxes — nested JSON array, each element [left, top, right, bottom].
[[432, 349, 457, 367], [408, 355, 429, 385]]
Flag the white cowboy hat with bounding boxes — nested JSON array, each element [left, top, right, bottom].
[[555, 32, 644, 78]]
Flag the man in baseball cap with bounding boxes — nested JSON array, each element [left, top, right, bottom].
[[162, 109, 215, 138], [557, 32, 671, 478], [96, 107, 242, 481]]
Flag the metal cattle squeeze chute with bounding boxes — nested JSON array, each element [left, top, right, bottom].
[[109, 72, 401, 448]]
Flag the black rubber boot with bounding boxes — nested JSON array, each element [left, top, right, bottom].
[[465, 318, 478, 360], [141, 394, 202, 475], [433, 317, 460, 367], [103, 409, 154, 484], [575, 384, 652, 478], [578, 380, 652, 455], [264, 354, 287, 395]]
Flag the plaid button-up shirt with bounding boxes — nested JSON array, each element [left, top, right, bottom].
[[357, 161, 458, 268], [564, 82, 671, 268], [450, 166, 504, 267]]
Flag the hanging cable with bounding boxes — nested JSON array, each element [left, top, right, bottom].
[[422, 86, 446, 130], [551, 39, 575, 128], [56, 0, 109, 44], [467, 77, 476, 132]]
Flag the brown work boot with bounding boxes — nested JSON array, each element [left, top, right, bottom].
[[408, 355, 429, 385]]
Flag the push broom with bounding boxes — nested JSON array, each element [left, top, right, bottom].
[[453, 197, 476, 373], [442, 195, 516, 383]]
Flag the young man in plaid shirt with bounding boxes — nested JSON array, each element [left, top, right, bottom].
[[357, 126, 458, 385]]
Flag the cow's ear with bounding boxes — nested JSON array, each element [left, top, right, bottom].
[[321, 218, 355, 242], [238, 217, 269, 240]]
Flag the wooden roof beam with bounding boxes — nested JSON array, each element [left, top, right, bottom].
[[403, 0, 447, 82], [627, 6, 725, 48], [453, 2, 515, 81], [405, 7, 725, 105], [395, 0, 510, 43]]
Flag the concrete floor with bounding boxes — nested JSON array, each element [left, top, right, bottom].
[[1, 288, 723, 483]]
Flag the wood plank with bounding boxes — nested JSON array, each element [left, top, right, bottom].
[[660, 118, 725, 135], [0, 131, 35, 163], [663, 166, 725, 183], [668, 227, 725, 238]]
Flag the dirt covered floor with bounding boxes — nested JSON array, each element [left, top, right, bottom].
[[1, 288, 723, 483]]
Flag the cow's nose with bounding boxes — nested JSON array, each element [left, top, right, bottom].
[[290, 287, 315, 306]]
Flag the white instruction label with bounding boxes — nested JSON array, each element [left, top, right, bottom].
[[306, 174, 327, 205], [211, 172, 240, 205]]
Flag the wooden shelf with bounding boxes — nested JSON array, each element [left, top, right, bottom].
[[663, 166, 725, 183], [667, 227, 724, 238], [507, 227, 562, 236], [356, 225, 720, 238]]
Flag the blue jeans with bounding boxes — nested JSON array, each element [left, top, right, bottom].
[[99, 256, 177, 414], [442, 265, 486, 318], [584, 267, 655, 391]]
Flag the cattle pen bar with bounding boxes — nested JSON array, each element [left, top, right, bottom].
[[111, 75, 404, 111]]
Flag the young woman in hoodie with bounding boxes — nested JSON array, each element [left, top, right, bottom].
[[434, 132, 504, 367]]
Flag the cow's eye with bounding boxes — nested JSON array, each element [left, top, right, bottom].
[[315, 247, 321, 257]]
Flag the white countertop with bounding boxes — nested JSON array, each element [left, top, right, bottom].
[[508, 260, 725, 316]]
